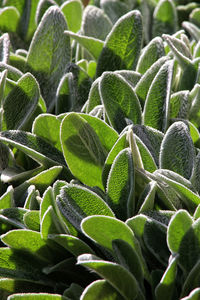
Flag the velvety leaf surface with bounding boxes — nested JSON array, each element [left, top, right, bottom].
[[81, 215, 138, 253], [136, 37, 165, 75], [58, 184, 114, 231], [152, 0, 178, 37], [2, 73, 40, 130], [100, 72, 142, 132], [80, 279, 122, 300], [0, 7, 20, 33], [96, 10, 143, 76], [26, 6, 71, 111], [143, 60, 173, 132], [60, 113, 111, 188], [0, 130, 66, 168], [77, 254, 139, 300], [81, 5, 112, 40], [159, 121, 195, 179], [1, 229, 53, 262], [64, 31, 103, 61], [61, 0, 83, 33], [106, 148, 135, 220], [8, 294, 69, 300], [32, 114, 62, 151]]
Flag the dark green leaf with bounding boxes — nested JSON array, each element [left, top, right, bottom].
[[100, 72, 142, 132], [96, 10, 143, 76], [106, 148, 134, 220], [26, 6, 71, 111]]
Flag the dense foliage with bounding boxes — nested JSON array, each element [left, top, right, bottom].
[[0, 0, 200, 299]]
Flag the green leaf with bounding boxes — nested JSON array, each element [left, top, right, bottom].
[[49, 233, 94, 256], [1, 229, 53, 262], [159, 121, 195, 179], [135, 56, 169, 108], [181, 260, 200, 298], [112, 239, 144, 285], [96, 10, 143, 76], [143, 60, 173, 132], [77, 254, 139, 300], [0, 6, 20, 33], [82, 5, 112, 41], [163, 34, 192, 69], [0, 186, 14, 209], [9, 53, 27, 73], [100, 72, 142, 132], [0, 130, 66, 168], [0, 278, 50, 298], [137, 181, 157, 213], [0, 63, 23, 81], [155, 255, 178, 300], [32, 113, 62, 151], [152, 0, 178, 37], [133, 125, 164, 166], [86, 78, 101, 113], [170, 91, 190, 119], [58, 184, 114, 231], [114, 70, 141, 87], [135, 135, 157, 173], [0, 247, 52, 285], [64, 31, 103, 61], [106, 148, 134, 220], [14, 166, 63, 205], [167, 210, 193, 254], [189, 84, 200, 127], [182, 21, 200, 42], [60, 113, 112, 189], [102, 131, 129, 189], [81, 215, 139, 253], [0, 33, 10, 64], [180, 288, 200, 300], [136, 37, 165, 75], [143, 218, 169, 265], [26, 6, 71, 111], [2, 73, 40, 130], [100, 0, 129, 24], [61, 0, 83, 33], [80, 279, 122, 300], [23, 210, 40, 232], [8, 294, 69, 300], [41, 206, 61, 240]]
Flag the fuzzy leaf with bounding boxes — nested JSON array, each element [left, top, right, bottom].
[[0, 33, 10, 64], [0, 6, 20, 33], [61, 0, 83, 33], [136, 37, 165, 75], [0, 130, 66, 168], [96, 10, 143, 76], [155, 255, 178, 300], [58, 184, 114, 231], [167, 210, 193, 254], [26, 6, 71, 111], [64, 31, 103, 61], [152, 0, 178, 37], [81, 5, 112, 41], [80, 279, 122, 300], [159, 121, 195, 179], [100, 72, 142, 133], [102, 131, 129, 189], [8, 294, 69, 300], [2, 73, 40, 130], [32, 113, 62, 151], [106, 148, 134, 220], [81, 215, 139, 254], [77, 254, 139, 300], [49, 234, 94, 256], [1, 230, 53, 262], [60, 113, 117, 189], [135, 56, 169, 107], [143, 60, 173, 132]]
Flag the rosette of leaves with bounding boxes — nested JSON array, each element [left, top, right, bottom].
[[1, 0, 200, 299]]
